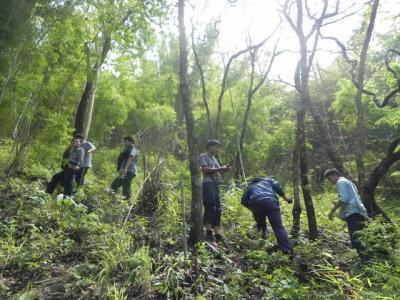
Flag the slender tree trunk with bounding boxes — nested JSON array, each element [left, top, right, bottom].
[[354, 0, 380, 188], [291, 140, 301, 237], [297, 107, 318, 239], [178, 0, 203, 245], [191, 28, 213, 138], [74, 81, 93, 134], [83, 62, 100, 138]]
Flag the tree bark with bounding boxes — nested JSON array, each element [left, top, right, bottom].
[[291, 139, 301, 237], [353, 0, 380, 188], [297, 106, 318, 239], [361, 137, 400, 218], [74, 34, 111, 136], [178, 0, 203, 245], [191, 27, 213, 138]]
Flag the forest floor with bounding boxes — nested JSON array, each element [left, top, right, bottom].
[[0, 176, 399, 299]]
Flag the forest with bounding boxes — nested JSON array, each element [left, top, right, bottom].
[[0, 0, 399, 299]]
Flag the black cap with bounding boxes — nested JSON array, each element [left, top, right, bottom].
[[323, 168, 340, 177], [124, 136, 135, 143], [206, 139, 221, 149]]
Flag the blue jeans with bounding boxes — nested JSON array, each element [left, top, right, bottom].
[[346, 213, 369, 261], [202, 181, 221, 227], [251, 198, 293, 253]]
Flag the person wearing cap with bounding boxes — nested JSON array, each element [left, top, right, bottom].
[[74, 133, 96, 186], [241, 176, 293, 255], [324, 168, 370, 262], [47, 138, 84, 197], [199, 139, 232, 242], [110, 136, 138, 199]]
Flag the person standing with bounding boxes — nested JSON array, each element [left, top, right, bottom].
[[241, 176, 293, 255], [324, 168, 370, 262], [110, 136, 138, 199], [199, 139, 232, 243], [74, 133, 96, 186], [47, 138, 84, 197]]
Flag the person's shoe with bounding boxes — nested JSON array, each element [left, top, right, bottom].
[[205, 230, 214, 243], [214, 234, 224, 243]]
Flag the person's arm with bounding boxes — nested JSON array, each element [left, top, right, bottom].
[[87, 142, 96, 154], [268, 178, 292, 203], [122, 148, 136, 176], [74, 149, 84, 171], [328, 200, 343, 220], [200, 165, 230, 175], [240, 187, 252, 209], [328, 180, 348, 220]]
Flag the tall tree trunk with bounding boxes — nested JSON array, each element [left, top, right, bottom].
[[297, 107, 318, 239], [74, 34, 111, 136], [178, 0, 203, 245], [354, 0, 380, 188], [291, 139, 301, 237]]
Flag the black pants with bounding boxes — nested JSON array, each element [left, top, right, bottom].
[[202, 181, 221, 227], [251, 199, 293, 254], [110, 172, 135, 199], [47, 168, 76, 197], [75, 167, 89, 186], [346, 213, 369, 261]]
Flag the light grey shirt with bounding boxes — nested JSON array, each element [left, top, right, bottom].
[[81, 140, 95, 168], [69, 147, 84, 167], [199, 152, 221, 183]]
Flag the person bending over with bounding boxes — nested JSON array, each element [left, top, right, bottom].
[[241, 176, 293, 255], [110, 136, 138, 199], [47, 138, 84, 197], [199, 139, 232, 243], [324, 168, 370, 262]]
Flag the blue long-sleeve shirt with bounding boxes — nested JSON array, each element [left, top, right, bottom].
[[336, 177, 368, 219], [241, 177, 285, 207]]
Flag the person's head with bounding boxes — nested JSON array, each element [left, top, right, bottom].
[[124, 136, 135, 147], [206, 139, 221, 155], [75, 132, 85, 143], [71, 138, 81, 148], [324, 168, 340, 184]]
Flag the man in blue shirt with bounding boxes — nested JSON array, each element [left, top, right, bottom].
[[324, 168, 370, 262], [241, 176, 293, 254]]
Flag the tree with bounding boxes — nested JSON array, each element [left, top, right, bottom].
[[178, 0, 203, 245], [283, 0, 349, 178]]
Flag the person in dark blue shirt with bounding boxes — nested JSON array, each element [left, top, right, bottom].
[[241, 176, 293, 254]]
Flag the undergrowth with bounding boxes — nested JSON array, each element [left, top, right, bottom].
[[0, 176, 399, 299]]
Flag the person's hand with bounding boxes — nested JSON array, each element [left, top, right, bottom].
[[73, 166, 80, 171], [121, 169, 128, 177], [222, 165, 232, 172]]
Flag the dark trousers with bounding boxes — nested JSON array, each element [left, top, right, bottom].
[[346, 213, 369, 261], [251, 199, 293, 253], [110, 172, 135, 199], [47, 168, 76, 197], [202, 181, 221, 227], [75, 167, 89, 186]]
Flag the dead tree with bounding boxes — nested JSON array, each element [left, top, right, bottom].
[[178, 0, 203, 245]]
